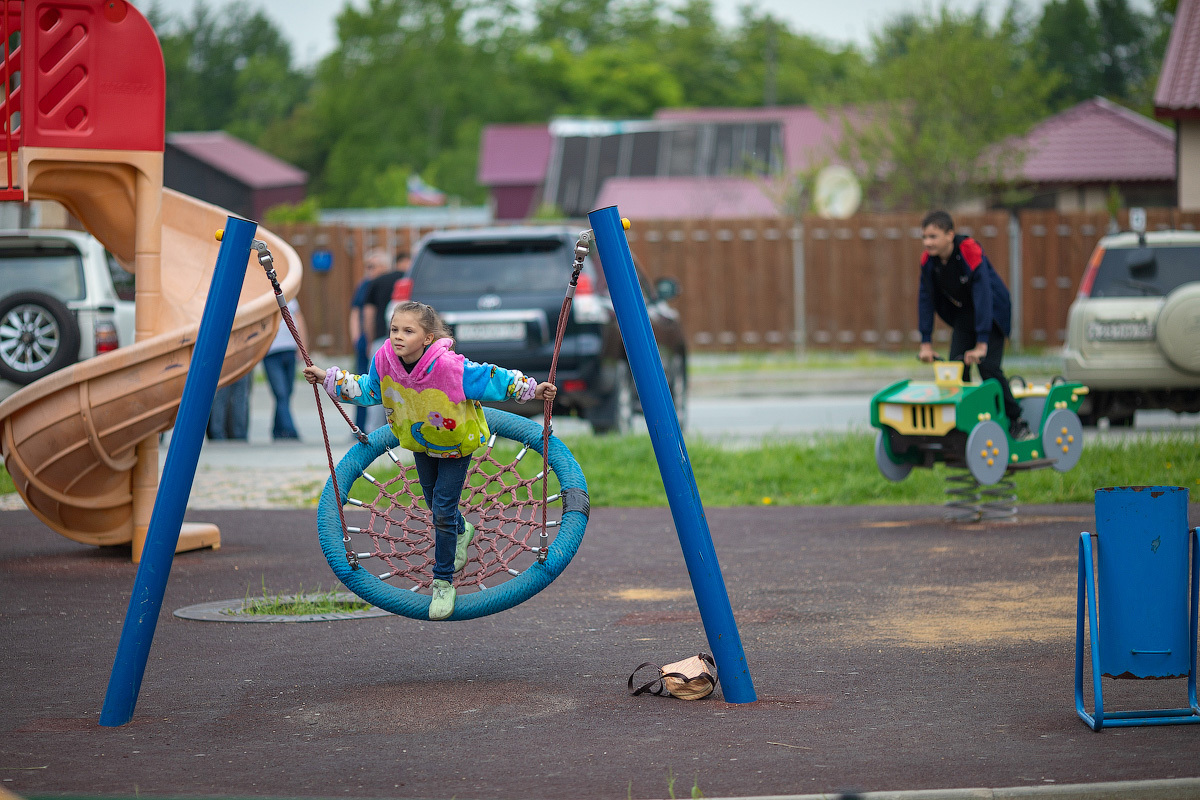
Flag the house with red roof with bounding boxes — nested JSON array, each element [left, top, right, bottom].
[[165, 131, 308, 221], [478, 96, 1178, 220], [1154, 0, 1200, 210], [476, 124, 554, 220], [998, 96, 1176, 211], [477, 107, 849, 220]]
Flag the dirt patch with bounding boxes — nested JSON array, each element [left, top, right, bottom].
[[865, 580, 1074, 647], [610, 588, 693, 601]]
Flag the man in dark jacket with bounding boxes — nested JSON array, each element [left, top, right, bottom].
[[917, 210, 1030, 439]]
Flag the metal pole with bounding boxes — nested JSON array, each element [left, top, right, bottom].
[[99, 216, 258, 727], [1008, 212, 1022, 352], [588, 205, 757, 703]]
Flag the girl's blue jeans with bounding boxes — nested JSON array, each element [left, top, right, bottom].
[[412, 451, 472, 582]]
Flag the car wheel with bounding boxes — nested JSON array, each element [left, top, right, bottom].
[[590, 361, 634, 435], [0, 291, 80, 385], [1157, 283, 1200, 374], [669, 352, 688, 432]]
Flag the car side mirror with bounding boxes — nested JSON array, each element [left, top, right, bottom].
[[1127, 247, 1156, 274], [655, 277, 680, 301]]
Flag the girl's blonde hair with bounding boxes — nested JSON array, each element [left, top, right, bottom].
[[392, 301, 453, 344]]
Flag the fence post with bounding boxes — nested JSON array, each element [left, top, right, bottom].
[[792, 219, 806, 356], [1009, 212, 1022, 351]]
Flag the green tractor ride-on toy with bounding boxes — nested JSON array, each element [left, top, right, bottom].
[[871, 361, 1088, 487]]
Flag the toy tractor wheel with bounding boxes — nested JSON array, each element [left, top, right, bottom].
[[874, 430, 913, 482], [1042, 408, 1084, 473], [964, 420, 1009, 485]]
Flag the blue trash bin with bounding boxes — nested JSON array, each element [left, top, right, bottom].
[[1076, 485, 1200, 730]]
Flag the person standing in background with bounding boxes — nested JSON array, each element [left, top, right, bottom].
[[262, 298, 308, 441], [361, 248, 406, 432], [349, 249, 388, 432], [208, 373, 251, 441]]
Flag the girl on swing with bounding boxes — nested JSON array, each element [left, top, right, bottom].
[[304, 301, 556, 620]]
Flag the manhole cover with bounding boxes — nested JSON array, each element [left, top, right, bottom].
[[174, 593, 392, 623]]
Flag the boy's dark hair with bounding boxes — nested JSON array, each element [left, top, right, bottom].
[[921, 210, 954, 232]]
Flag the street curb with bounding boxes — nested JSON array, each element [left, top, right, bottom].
[[706, 776, 1200, 800]]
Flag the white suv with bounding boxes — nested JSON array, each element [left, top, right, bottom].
[[0, 229, 136, 386], [1062, 229, 1200, 426]]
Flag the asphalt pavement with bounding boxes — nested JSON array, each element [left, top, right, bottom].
[[4, 504, 1200, 799]]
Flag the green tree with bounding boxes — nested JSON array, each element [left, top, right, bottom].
[[1030, 0, 1165, 112], [728, 11, 867, 106], [152, 1, 308, 136], [838, 7, 1053, 211]]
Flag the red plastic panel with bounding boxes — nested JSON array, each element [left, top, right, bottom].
[[22, 0, 163, 151], [0, 0, 22, 197]]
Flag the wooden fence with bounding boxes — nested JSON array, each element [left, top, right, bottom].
[[278, 209, 1200, 356]]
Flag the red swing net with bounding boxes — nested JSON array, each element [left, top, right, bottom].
[[342, 435, 559, 591]]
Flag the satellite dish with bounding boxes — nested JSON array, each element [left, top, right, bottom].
[[814, 165, 862, 219]]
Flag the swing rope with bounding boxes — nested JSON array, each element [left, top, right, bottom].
[[252, 241, 366, 568], [539, 229, 591, 562], [253, 230, 591, 578]]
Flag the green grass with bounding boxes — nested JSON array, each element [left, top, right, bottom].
[[344, 430, 1200, 508], [3, 430, 1197, 509], [688, 348, 1063, 376], [236, 579, 371, 616], [0, 465, 12, 495]]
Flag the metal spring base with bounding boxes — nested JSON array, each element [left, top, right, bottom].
[[944, 465, 1017, 522]]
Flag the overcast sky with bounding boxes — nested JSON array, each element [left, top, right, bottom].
[[131, 0, 1086, 67]]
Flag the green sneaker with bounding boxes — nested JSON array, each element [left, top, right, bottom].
[[429, 579, 456, 620], [454, 521, 476, 573]]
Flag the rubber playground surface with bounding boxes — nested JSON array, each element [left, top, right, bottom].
[[3, 503, 1200, 799]]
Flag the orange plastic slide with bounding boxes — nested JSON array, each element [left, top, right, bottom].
[[0, 176, 301, 557]]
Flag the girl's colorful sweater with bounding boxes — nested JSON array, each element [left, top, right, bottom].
[[327, 338, 536, 457]]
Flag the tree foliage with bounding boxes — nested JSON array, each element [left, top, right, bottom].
[[148, 0, 1176, 213], [838, 6, 1055, 211]]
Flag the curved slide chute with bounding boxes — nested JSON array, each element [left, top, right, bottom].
[[0, 187, 301, 547]]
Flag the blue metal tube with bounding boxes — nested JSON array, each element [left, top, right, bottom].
[[588, 206, 756, 703], [99, 217, 259, 727]]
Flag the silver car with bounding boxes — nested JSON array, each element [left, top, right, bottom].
[[0, 229, 136, 385], [1062, 229, 1200, 426]]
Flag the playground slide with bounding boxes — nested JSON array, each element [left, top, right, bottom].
[[0, 186, 301, 547]]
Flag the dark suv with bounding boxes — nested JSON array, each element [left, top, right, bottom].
[[388, 226, 687, 433]]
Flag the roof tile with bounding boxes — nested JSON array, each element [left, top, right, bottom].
[[1007, 98, 1174, 182], [166, 131, 307, 189], [593, 176, 781, 219], [477, 125, 552, 185], [1155, 0, 1200, 113]]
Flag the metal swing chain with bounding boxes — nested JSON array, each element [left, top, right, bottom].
[[252, 239, 364, 569], [540, 229, 592, 563]]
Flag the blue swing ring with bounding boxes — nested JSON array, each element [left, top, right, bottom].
[[316, 407, 589, 621]]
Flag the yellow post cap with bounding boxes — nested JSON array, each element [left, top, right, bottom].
[[621, 218, 631, 230], [215, 229, 224, 241]]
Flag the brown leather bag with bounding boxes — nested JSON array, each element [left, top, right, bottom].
[[627, 653, 717, 700]]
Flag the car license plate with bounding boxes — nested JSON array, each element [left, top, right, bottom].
[[1086, 319, 1154, 341], [455, 322, 526, 342]]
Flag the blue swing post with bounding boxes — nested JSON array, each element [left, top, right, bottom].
[[1076, 485, 1200, 731], [588, 206, 757, 704], [99, 217, 259, 727]]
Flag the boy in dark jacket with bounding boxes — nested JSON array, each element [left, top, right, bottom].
[[917, 210, 1030, 439]]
